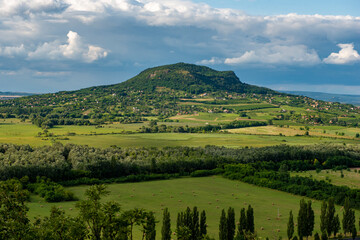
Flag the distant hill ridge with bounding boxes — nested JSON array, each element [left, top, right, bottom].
[[80, 62, 274, 94], [281, 91, 360, 106]]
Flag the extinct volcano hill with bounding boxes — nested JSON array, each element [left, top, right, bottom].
[[78, 62, 274, 95]]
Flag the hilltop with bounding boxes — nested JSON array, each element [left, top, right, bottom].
[[0, 63, 360, 129], [114, 62, 274, 94], [74, 62, 274, 95]]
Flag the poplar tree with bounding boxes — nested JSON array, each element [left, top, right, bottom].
[[287, 210, 294, 240], [246, 205, 255, 233], [333, 214, 340, 237], [192, 206, 200, 240], [227, 207, 235, 240], [298, 199, 314, 240], [200, 210, 207, 237], [238, 208, 247, 237], [161, 208, 171, 240], [306, 201, 315, 238], [343, 198, 356, 236], [185, 207, 192, 229], [219, 209, 228, 240], [177, 212, 182, 235], [326, 198, 335, 237], [320, 201, 327, 235]]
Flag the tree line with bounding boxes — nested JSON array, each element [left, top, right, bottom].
[[2, 179, 360, 240], [139, 120, 267, 133], [1, 143, 359, 183]]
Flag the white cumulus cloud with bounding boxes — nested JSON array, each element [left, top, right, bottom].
[[0, 0, 68, 16], [0, 44, 26, 57], [28, 31, 108, 62], [323, 43, 360, 64], [224, 45, 321, 66], [197, 57, 223, 65]]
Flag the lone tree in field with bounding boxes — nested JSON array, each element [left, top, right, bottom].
[[161, 208, 171, 240], [298, 199, 314, 240], [227, 207, 236, 240], [287, 210, 294, 240], [219, 209, 228, 240], [342, 198, 356, 236]]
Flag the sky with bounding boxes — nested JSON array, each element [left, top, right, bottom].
[[0, 0, 359, 94]]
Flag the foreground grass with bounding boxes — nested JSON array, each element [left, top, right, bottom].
[[291, 168, 360, 189], [27, 176, 354, 239]]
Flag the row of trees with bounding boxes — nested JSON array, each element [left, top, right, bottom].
[[219, 206, 255, 240], [1, 143, 360, 183], [2, 177, 360, 240], [287, 198, 357, 240], [139, 120, 267, 134]]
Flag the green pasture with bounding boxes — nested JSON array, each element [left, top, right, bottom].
[[291, 169, 360, 189], [227, 125, 360, 140], [1, 120, 360, 148], [54, 132, 360, 148], [170, 112, 241, 123], [27, 176, 355, 239]]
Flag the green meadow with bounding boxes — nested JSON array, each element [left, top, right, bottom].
[[1, 119, 360, 148], [28, 176, 354, 239], [291, 168, 360, 189]]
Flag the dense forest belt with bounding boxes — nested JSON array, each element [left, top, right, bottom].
[[1, 143, 360, 183]]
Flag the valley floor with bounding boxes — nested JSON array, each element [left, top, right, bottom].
[[27, 176, 353, 239]]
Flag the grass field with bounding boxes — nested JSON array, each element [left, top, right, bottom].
[[291, 168, 360, 189], [1, 119, 360, 148], [227, 125, 360, 140], [27, 176, 354, 239]]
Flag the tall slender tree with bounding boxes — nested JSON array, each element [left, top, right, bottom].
[[246, 205, 255, 233], [326, 198, 335, 237], [219, 209, 228, 240], [306, 201, 315, 239], [287, 210, 294, 240], [161, 208, 171, 240], [298, 199, 314, 240], [343, 198, 356, 236], [192, 206, 200, 240], [333, 214, 340, 238], [200, 210, 207, 237], [227, 207, 236, 240], [320, 201, 327, 236], [237, 208, 247, 237]]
